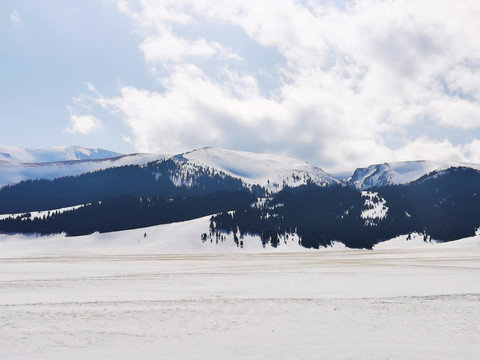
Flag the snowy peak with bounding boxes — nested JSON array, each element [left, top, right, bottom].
[[347, 160, 480, 189], [175, 147, 340, 192], [0, 145, 122, 163]]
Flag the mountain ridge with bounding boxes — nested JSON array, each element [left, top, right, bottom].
[[2, 145, 480, 190]]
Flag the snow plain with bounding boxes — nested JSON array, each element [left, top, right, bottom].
[[1, 218, 479, 359]]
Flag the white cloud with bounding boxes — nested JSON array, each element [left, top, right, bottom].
[[463, 139, 480, 163], [102, 65, 270, 153], [445, 63, 480, 101], [122, 135, 133, 144], [139, 32, 237, 63], [10, 10, 24, 28], [67, 114, 103, 135], [427, 95, 480, 130], [393, 138, 467, 163], [115, 1, 241, 65], [94, 0, 480, 171], [141, 34, 212, 63]]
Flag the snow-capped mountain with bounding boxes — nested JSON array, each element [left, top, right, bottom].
[[174, 147, 339, 192], [2, 145, 480, 193], [0, 146, 339, 191], [0, 146, 122, 163], [347, 160, 480, 189], [0, 146, 338, 214], [0, 151, 164, 188], [1, 145, 480, 250]]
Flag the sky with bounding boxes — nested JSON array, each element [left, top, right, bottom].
[[2, 0, 480, 172]]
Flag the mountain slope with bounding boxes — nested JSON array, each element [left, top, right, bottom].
[[4, 165, 479, 248], [210, 167, 480, 249]]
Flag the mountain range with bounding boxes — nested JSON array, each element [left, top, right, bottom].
[[2, 145, 476, 189], [0, 145, 122, 163], [0, 145, 479, 249]]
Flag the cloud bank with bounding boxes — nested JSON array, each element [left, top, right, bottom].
[[87, 0, 480, 171]]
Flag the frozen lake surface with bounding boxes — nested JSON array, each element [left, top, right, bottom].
[[1, 240, 479, 359]]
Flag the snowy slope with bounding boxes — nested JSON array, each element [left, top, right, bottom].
[[0, 145, 122, 163], [373, 232, 480, 250], [0, 204, 91, 221], [0, 153, 164, 188], [176, 147, 339, 192], [0, 216, 313, 257], [1, 213, 479, 257], [347, 160, 480, 189]]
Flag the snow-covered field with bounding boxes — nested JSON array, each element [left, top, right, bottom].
[[1, 219, 479, 359]]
